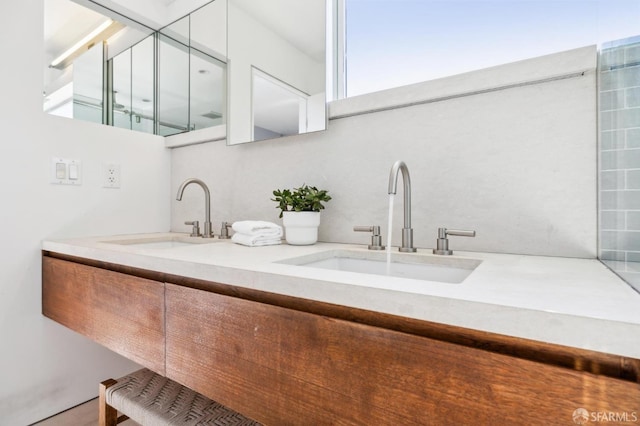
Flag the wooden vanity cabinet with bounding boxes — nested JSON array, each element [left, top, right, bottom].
[[165, 283, 640, 426], [42, 253, 640, 425], [42, 256, 165, 374]]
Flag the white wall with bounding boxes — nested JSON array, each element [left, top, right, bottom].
[[0, 1, 171, 424], [172, 47, 597, 258]]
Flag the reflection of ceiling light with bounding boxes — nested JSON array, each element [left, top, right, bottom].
[[50, 19, 115, 68]]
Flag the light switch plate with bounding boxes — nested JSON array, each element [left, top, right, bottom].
[[51, 157, 81, 185]]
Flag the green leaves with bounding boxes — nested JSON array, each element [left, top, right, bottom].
[[272, 184, 332, 218]]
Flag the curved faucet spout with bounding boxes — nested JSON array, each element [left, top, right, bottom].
[[388, 161, 416, 252], [388, 161, 412, 229], [176, 178, 213, 238]]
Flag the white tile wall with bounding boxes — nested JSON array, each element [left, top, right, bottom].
[[599, 36, 640, 292]]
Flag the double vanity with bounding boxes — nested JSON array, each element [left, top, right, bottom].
[[42, 233, 640, 424]]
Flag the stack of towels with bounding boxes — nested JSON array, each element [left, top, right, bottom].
[[231, 221, 283, 247]]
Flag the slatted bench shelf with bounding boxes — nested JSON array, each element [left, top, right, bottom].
[[99, 368, 261, 426]]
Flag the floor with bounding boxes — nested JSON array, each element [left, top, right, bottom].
[[33, 398, 140, 426]]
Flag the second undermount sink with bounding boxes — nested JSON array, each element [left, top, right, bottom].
[[103, 234, 222, 249], [279, 249, 481, 284]]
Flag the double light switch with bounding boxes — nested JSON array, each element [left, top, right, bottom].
[[51, 157, 81, 185]]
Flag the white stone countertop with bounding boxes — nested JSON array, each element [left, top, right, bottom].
[[42, 233, 640, 359]]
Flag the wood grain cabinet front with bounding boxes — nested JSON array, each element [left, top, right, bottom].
[[164, 283, 640, 426], [42, 256, 165, 374], [42, 254, 640, 425]]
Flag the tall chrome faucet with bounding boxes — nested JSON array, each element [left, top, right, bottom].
[[176, 178, 213, 238], [388, 160, 417, 252]]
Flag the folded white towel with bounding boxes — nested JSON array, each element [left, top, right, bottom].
[[232, 221, 282, 237], [232, 233, 282, 247]]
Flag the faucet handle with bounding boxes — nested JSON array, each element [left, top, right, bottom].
[[433, 227, 476, 255], [440, 228, 476, 238], [354, 226, 385, 250], [219, 221, 232, 239], [185, 220, 201, 237]]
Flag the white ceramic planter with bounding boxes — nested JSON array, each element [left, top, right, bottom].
[[282, 211, 321, 245]]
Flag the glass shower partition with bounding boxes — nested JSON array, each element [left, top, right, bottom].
[[599, 35, 640, 293]]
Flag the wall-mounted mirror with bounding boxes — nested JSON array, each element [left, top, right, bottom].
[[227, 0, 327, 145], [44, 0, 154, 122], [43, 0, 226, 137], [156, 5, 227, 136], [44, 0, 328, 145]]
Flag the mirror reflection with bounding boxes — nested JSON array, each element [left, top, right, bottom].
[[72, 41, 105, 123], [227, 0, 327, 145], [43, 0, 227, 137], [157, 10, 227, 136], [109, 35, 155, 132], [44, 0, 153, 122], [44, 0, 328, 144], [252, 68, 308, 141]]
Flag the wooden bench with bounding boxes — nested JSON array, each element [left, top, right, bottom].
[[99, 368, 262, 426]]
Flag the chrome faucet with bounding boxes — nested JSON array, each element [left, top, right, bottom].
[[388, 160, 417, 252], [176, 178, 213, 238]]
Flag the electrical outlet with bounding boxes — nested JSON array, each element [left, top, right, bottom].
[[102, 163, 121, 188]]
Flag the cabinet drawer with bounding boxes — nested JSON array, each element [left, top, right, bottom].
[[42, 256, 165, 374], [165, 283, 640, 425]]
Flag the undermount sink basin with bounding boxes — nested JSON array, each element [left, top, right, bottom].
[[120, 240, 198, 249], [279, 249, 481, 283], [104, 234, 221, 249]]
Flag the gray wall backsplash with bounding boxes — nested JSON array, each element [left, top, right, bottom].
[[172, 47, 598, 258]]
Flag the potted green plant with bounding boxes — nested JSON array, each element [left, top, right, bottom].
[[272, 184, 331, 245]]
